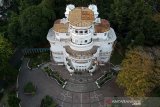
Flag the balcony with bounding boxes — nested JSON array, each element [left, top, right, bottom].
[[64, 46, 98, 59], [69, 40, 93, 51]]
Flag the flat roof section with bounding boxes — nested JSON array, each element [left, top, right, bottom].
[[53, 19, 69, 33], [68, 7, 94, 27], [94, 19, 110, 33]]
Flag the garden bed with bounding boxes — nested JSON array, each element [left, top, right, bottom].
[[27, 52, 50, 68], [23, 82, 36, 95], [96, 72, 113, 87], [43, 67, 66, 86], [40, 95, 57, 107]]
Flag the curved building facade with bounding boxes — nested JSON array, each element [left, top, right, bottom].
[[47, 4, 116, 74]]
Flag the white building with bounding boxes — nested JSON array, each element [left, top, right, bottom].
[[47, 4, 116, 74]]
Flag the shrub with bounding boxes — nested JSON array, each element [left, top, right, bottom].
[[23, 82, 36, 95], [8, 94, 20, 107], [40, 95, 57, 107], [43, 67, 65, 86]]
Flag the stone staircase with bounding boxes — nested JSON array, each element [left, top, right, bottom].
[[64, 74, 99, 92]]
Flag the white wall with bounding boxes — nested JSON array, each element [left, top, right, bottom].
[[71, 60, 92, 70], [52, 53, 64, 62], [92, 32, 109, 40], [69, 41, 93, 51]]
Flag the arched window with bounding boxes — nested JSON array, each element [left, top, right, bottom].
[[84, 30, 88, 34], [75, 30, 78, 33], [80, 31, 83, 34]]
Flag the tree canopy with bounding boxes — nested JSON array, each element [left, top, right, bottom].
[[0, 34, 18, 83], [0, 35, 13, 79], [117, 47, 160, 97], [8, 94, 21, 107], [40, 95, 57, 107], [19, 5, 55, 47], [20, 0, 42, 10], [109, 0, 160, 46], [8, 1, 56, 47]]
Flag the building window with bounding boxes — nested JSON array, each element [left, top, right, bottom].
[[75, 30, 78, 33], [80, 31, 83, 34], [54, 56, 60, 59], [84, 30, 88, 34]]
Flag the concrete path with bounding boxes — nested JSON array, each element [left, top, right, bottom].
[[18, 59, 124, 107]]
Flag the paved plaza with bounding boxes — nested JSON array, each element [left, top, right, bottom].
[[18, 59, 124, 107]]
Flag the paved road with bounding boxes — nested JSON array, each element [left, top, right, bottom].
[[18, 59, 124, 107], [18, 59, 62, 107]]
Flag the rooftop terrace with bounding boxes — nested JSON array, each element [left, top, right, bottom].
[[53, 19, 69, 33], [94, 19, 110, 33], [68, 7, 94, 27]]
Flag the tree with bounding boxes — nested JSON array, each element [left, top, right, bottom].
[[133, 32, 145, 46], [146, 0, 160, 12], [116, 47, 156, 97], [7, 0, 56, 47], [40, 0, 55, 9], [108, 0, 159, 46], [55, 0, 68, 18], [0, 34, 18, 83], [23, 82, 36, 95], [40, 95, 57, 107], [19, 0, 42, 10], [8, 13, 21, 46], [0, 20, 8, 34], [144, 15, 160, 45], [8, 94, 20, 107], [0, 35, 13, 79], [152, 47, 160, 86], [18, 4, 55, 47]]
